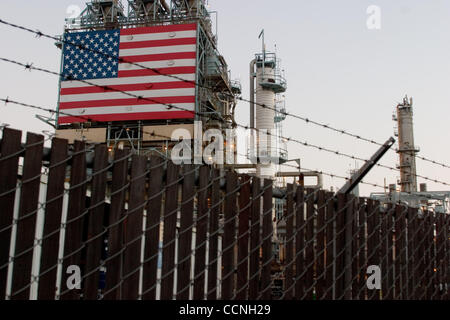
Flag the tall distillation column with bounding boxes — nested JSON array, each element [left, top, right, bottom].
[[256, 58, 275, 178], [252, 49, 287, 180], [394, 95, 419, 193]]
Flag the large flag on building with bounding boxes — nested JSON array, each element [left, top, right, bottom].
[[57, 23, 197, 124]]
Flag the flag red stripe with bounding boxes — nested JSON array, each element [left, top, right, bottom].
[[60, 81, 195, 95], [120, 23, 197, 36], [59, 96, 195, 109], [120, 51, 196, 63], [58, 111, 195, 124], [119, 37, 197, 49], [118, 66, 196, 78]]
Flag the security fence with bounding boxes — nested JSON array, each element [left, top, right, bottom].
[[0, 127, 449, 300]]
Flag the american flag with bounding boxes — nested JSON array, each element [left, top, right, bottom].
[[57, 23, 197, 124]]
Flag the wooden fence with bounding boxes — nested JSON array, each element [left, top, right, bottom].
[[0, 128, 449, 300]]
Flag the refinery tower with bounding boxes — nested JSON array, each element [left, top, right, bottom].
[[55, 0, 241, 160], [249, 33, 287, 180]]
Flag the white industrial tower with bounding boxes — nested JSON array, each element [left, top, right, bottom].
[[394, 95, 420, 193], [249, 31, 287, 180]]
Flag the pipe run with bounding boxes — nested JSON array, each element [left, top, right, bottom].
[[275, 171, 323, 189]]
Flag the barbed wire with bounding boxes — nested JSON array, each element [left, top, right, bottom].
[[1, 140, 448, 299], [0, 19, 449, 186], [2, 77, 449, 189], [0, 17, 449, 171]]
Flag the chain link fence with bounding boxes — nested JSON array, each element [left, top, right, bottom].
[[0, 127, 449, 300]]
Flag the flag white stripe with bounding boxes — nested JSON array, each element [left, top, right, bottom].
[[119, 45, 196, 57], [120, 30, 196, 42], [59, 103, 195, 116], [60, 73, 196, 88], [119, 59, 196, 71], [60, 88, 195, 103]]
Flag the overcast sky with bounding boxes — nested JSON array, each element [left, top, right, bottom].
[[1, 0, 449, 196]]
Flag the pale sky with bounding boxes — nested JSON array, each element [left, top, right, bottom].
[[1, 0, 449, 196]]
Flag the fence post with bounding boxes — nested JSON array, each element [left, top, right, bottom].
[[0, 128, 22, 299]]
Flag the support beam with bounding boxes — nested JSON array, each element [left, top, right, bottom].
[[338, 137, 395, 195]]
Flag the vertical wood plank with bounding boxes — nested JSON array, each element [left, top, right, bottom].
[[406, 208, 416, 300], [122, 155, 146, 300], [193, 166, 209, 300], [236, 175, 251, 300], [222, 170, 237, 300], [351, 198, 359, 300], [61, 140, 87, 300], [315, 190, 325, 300], [414, 211, 425, 300], [430, 214, 439, 300], [343, 194, 354, 300], [38, 137, 68, 300], [436, 214, 445, 300], [83, 145, 108, 300], [358, 198, 367, 300], [444, 215, 450, 300], [305, 188, 315, 300], [424, 213, 433, 300], [417, 214, 426, 299], [104, 149, 129, 300], [400, 207, 408, 300], [380, 207, 388, 300], [248, 176, 261, 300], [142, 156, 164, 300], [386, 208, 394, 300], [206, 169, 220, 300], [260, 179, 273, 300], [393, 205, 400, 300], [295, 186, 305, 300], [394, 205, 406, 299], [335, 193, 346, 299], [366, 199, 380, 300], [160, 161, 179, 300], [324, 192, 334, 300], [0, 128, 22, 299], [11, 132, 44, 300], [284, 183, 294, 300], [176, 164, 195, 300]]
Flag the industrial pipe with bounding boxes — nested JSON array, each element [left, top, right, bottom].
[[275, 171, 323, 189]]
